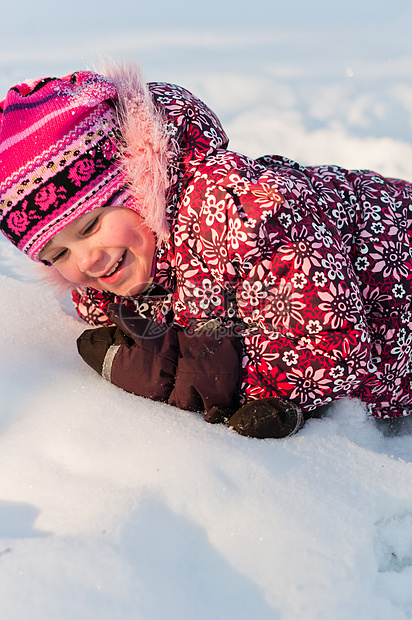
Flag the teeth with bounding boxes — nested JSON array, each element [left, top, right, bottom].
[[105, 256, 123, 277]]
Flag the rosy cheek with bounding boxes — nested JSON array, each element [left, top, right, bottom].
[[55, 263, 84, 284]]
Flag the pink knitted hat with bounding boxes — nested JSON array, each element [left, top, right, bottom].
[[0, 71, 131, 261]]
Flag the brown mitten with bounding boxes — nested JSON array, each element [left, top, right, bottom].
[[77, 325, 134, 374], [77, 306, 179, 402], [227, 398, 304, 438]]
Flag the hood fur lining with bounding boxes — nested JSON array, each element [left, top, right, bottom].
[[102, 61, 173, 245]]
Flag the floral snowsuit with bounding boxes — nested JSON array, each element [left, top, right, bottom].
[[72, 82, 412, 419]]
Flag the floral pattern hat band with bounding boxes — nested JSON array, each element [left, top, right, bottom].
[[0, 71, 130, 261]]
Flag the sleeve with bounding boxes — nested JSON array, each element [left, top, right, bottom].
[[172, 154, 372, 411], [71, 287, 115, 326], [71, 281, 173, 327], [234, 207, 372, 409]]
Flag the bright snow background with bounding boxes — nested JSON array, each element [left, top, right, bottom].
[[1, 1, 412, 618]]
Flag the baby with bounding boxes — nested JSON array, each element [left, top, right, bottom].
[[1, 63, 411, 438]]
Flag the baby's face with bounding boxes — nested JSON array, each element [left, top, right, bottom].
[[39, 207, 156, 296]]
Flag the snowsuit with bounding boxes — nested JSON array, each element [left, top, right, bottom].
[[73, 77, 412, 419]]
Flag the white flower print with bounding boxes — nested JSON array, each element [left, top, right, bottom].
[[297, 336, 315, 349], [354, 256, 370, 271], [244, 218, 257, 229], [365, 360, 405, 396], [228, 173, 250, 196], [318, 282, 356, 329], [361, 201, 382, 222], [283, 350, 299, 366], [278, 213, 292, 228], [278, 238, 322, 274], [193, 279, 222, 310], [157, 96, 173, 104], [264, 272, 278, 287], [332, 374, 358, 393], [393, 283, 406, 299], [204, 127, 221, 149], [307, 319, 322, 335], [371, 221, 385, 234], [263, 278, 305, 331], [330, 365, 345, 379], [239, 280, 267, 307], [313, 271, 328, 287], [188, 301, 199, 314], [321, 253, 345, 281], [401, 308, 412, 324], [370, 240, 409, 279], [129, 94, 412, 415], [174, 300, 186, 313], [287, 365, 330, 403], [227, 218, 247, 250], [164, 121, 178, 136], [331, 202, 346, 230], [291, 272, 308, 289], [202, 194, 226, 226]]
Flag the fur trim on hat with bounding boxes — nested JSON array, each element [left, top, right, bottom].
[[102, 61, 173, 245]]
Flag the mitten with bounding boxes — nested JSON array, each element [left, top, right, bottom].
[[77, 305, 179, 402], [78, 303, 241, 414], [107, 304, 179, 401], [111, 303, 241, 412], [168, 329, 240, 412], [227, 397, 304, 439], [76, 325, 134, 374]]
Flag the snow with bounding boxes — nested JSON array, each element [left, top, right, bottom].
[[2, 1, 412, 618]]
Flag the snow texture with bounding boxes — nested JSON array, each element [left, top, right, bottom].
[[2, 1, 412, 618]]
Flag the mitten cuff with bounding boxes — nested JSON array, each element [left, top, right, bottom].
[[102, 345, 122, 381]]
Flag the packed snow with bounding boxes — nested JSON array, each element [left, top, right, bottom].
[[1, 1, 412, 618]]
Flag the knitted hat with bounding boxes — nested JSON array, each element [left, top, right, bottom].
[[0, 71, 131, 261]]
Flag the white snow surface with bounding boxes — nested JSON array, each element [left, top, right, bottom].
[[2, 1, 412, 618]]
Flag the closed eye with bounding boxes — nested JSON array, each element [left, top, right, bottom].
[[82, 215, 100, 236], [50, 248, 68, 264]]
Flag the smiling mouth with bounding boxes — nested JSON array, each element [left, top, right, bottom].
[[102, 252, 126, 278]]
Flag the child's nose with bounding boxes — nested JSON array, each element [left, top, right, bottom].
[[76, 244, 104, 274]]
